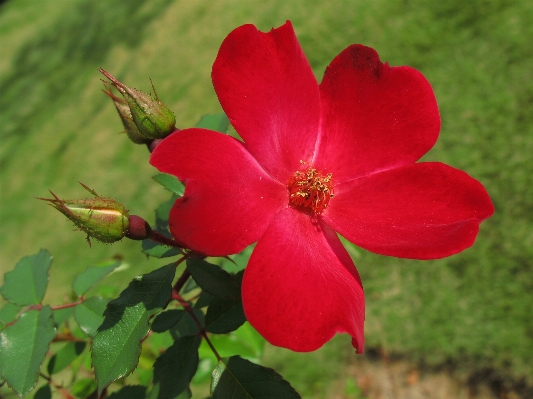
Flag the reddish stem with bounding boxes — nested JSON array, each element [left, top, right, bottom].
[[51, 298, 84, 310], [172, 290, 221, 362], [39, 373, 76, 399], [149, 229, 184, 249]]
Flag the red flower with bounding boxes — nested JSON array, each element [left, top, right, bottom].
[[150, 21, 494, 353]]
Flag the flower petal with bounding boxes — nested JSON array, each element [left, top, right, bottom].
[[150, 128, 287, 256], [314, 45, 441, 184], [324, 162, 494, 259], [212, 21, 321, 182], [242, 207, 365, 353]]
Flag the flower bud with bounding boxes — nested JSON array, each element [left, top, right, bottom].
[[99, 69, 176, 140], [38, 183, 129, 246], [102, 86, 150, 144]]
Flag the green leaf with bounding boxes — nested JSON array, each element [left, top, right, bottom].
[[47, 341, 87, 375], [92, 264, 176, 394], [33, 384, 52, 399], [205, 296, 246, 334], [142, 239, 182, 258], [194, 291, 213, 309], [211, 356, 301, 399], [71, 378, 97, 398], [151, 309, 184, 333], [232, 322, 265, 359], [148, 336, 201, 399], [170, 309, 204, 339], [195, 113, 229, 133], [0, 302, 22, 324], [186, 258, 240, 299], [107, 385, 147, 399], [155, 195, 179, 229], [0, 250, 52, 305], [74, 296, 109, 337], [53, 306, 74, 325], [72, 259, 122, 297], [0, 306, 56, 396], [182, 277, 199, 294], [153, 173, 185, 196]]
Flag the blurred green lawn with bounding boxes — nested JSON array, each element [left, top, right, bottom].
[[1, 0, 532, 397]]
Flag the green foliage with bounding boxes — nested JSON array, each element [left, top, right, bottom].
[[74, 296, 109, 337], [0, 249, 286, 398], [152, 173, 185, 196], [195, 113, 230, 134], [72, 259, 122, 297], [211, 356, 301, 399], [149, 336, 201, 399], [47, 342, 87, 375], [0, 307, 56, 396], [0, 250, 51, 306], [92, 263, 176, 394]]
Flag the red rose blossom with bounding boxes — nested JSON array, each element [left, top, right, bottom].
[[150, 21, 494, 353]]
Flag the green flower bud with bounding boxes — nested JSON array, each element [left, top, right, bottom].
[[103, 86, 150, 144], [38, 183, 129, 246], [99, 69, 176, 140]]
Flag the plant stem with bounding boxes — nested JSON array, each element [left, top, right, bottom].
[[148, 229, 184, 249], [172, 291, 222, 361]]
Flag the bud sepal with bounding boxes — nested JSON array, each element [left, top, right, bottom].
[[38, 183, 130, 246], [102, 86, 151, 144], [99, 69, 176, 140]]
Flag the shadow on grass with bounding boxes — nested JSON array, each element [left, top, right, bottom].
[[0, 0, 173, 166]]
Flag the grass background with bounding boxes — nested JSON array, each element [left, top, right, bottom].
[[1, 0, 532, 397]]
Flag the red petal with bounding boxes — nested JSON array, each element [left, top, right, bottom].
[[314, 45, 441, 184], [150, 129, 287, 256], [323, 162, 494, 259], [212, 21, 321, 183], [242, 208, 365, 352]]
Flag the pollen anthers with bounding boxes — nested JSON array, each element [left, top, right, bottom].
[[288, 161, 334, 214]]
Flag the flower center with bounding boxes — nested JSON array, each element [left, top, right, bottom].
[[288, 163, 334, 214]]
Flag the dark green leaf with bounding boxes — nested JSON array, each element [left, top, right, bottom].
[[186, 258, 239, 299], [0, 250, 51, 305], [148, 336, 201, 399], [74, 296, 109, 337], [108, 385, 147, 399], [205, 297, 245, 334], [72, 259, 122, 297], [175, 388, 192, 399], [71, 378, 97, 398], [211, 356, 301, 399], [155, 195, 179, 229], [33, 384, 52, 399], [92, 264, 176, 394], [170, 309, 204, 339], [194, 291, 213, 309], [195, 113, 229, 133], [0, 306, 56, 396], [153, 173, 185, 196], [53, 306, 74, 325], [182, 277, 198, 294], [47, 341, 87, 375], [142, 239, 182, 258], [151, 309, 184, 333], [0, 302, 22, 324]]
